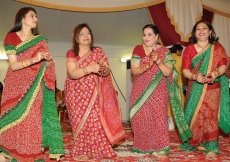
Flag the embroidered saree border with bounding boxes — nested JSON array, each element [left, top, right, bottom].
[[5, 35, 47, 55], [166, 53, 192, 142], [0, 64, 46, 134], [184, 45, 212, 127], [41, 80, 64, 158], [129, 52, 172, 121], [73, 88, 98, 141]]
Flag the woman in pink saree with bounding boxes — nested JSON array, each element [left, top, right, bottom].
[[64, 23, 125, 161]]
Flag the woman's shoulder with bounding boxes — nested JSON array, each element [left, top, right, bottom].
[[4, 32, 17, 42], [134, 45, 143, 50], [213, 42, 224, 49], [66, 50, 75, 58]]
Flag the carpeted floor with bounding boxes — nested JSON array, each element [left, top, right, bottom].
[[44, 121, 230, 162]]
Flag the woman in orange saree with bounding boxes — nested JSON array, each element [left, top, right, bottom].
[[0, 7, 64, 161], [64, 23, 125, 161], [181, 20, 230, 159]]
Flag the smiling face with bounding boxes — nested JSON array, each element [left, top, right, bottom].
[[195, 22, 211, 42], [143, 27, 158, 48], [22, 10, 38, 29], [77, 27, 92, 46]]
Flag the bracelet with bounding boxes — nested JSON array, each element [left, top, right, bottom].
[[84, 67, 90, 74], [22, 60, 28, 67], [214, 69, 220, 77]]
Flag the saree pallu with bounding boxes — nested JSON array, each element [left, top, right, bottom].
[[184, 44, 230, 153], [129, 46, 191, 156], [0, 34, 64, 161], [64, 48, 125, 159]]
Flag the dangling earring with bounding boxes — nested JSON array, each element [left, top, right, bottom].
[[209, 34, 211, 39]]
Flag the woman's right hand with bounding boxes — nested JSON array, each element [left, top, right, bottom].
[[195, 73, 207, 83], [88, 63, 101, 73], [150, 51, 158, 62], [33, 52, 45, 63]]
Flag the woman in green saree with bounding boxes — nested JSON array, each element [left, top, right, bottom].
[[181, 20, 230, 159], [0, 7, 64, 161]]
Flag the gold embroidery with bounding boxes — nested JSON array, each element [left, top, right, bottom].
[[0, 69, 45, 134]]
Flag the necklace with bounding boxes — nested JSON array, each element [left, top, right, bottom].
[[20, 31, 33, 38], [197, 43, 209, 49]]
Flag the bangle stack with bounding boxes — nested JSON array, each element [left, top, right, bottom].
[[84, 67, 90, 74], [22, 60, 28, 67], [214, 69, 220, 78]]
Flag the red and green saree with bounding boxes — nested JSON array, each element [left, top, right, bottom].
[[64, 47, 125, 160], [182, 43, 230, 154], [129, 45, 191, 156], [0, 32, 64, 161]]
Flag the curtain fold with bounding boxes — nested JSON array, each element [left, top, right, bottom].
[[212, 14, 230, 57], [165, 0, 202, 42], [147, 2, 190, 46]]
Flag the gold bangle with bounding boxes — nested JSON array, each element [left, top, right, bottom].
[[84, 67, 89, 74], [215, 69, 220, 77], [22, 60, 28, 67]]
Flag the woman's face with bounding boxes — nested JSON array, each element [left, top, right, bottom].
[[22, 10, 38, 29], [143, 27, 158, 47], [195, 22, 211, 42], [77, 27, 91, 46]]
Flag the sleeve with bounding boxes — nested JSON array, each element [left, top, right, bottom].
[[4, 33, 17, 55], [182, 46, 192, 70], [66, 50, 77, 63], [131, 45, 141, 65], [216, 43, 228, 67]]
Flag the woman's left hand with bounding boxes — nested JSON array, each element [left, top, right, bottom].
[[98, 63, 108, 76], [45, 51, 52, 61], [206, 72, 217, 83], [150, 51, 158, 62]]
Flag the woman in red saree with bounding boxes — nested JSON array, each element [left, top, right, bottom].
[[181, 20, 230, 159], [0, 7, 64, 161], [64, 23, 125, 161], [129, 24, 191, 159]]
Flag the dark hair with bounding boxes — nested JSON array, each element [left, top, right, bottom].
[[170, 44, 183, 53], [72, 23, 94, 56], [191, 20, 218, 44], [143, 24, 160, 44], [143, 24, 159, 35], [8, 7, 37, 34], [0, 82, 3, 91]]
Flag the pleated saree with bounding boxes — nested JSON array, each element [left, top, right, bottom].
[[0, 33, 64, 161]]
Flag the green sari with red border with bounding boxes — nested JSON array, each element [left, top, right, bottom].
[[181, 43, 230, 154]]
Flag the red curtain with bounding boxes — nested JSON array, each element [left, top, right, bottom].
[[147, 3, 214, 47], [202, 8, 213, 24], [148, 2, 190, 46]]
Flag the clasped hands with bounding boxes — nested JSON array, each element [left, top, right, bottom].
[[192, 71, 218, 84], [89, 58, 108, 76], [150, 51, 162, 65], [32, 51, 52, 64]]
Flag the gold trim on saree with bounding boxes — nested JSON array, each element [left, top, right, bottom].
[[190, 45, 214, 128]]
